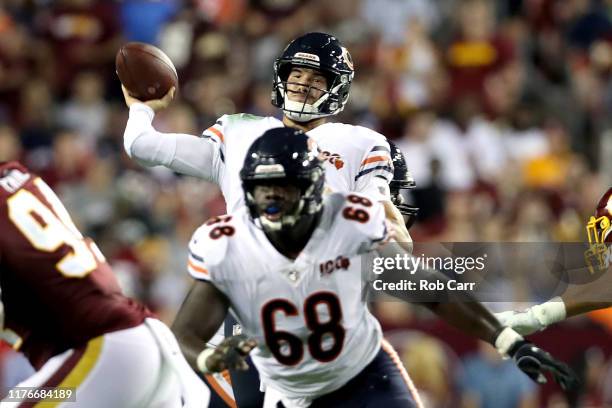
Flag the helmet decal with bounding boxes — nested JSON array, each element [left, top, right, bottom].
[[294, 52, 321, 65], [341, 47, 354, 70]]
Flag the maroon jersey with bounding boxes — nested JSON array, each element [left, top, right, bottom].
[[0, 162, 153, 369]]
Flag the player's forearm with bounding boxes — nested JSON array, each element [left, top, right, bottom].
[[407, 267, 502, 343], [175, 331, 210, 372], [560, 273, 612, 317], [124, 103, 158, 162], [172, 306, 227, 348], [426, 297, 503, 344], [519, 285, 612, 328], [496, 269, 612, 334], [390, 218, 413, 254], [382, 200, 413, 253], [560, 278, 612, 317], [124, 103, 183, 169], [382, 267, 502, 342], [171, 281, 229, 371], [124, 104, 220, 180], [376, 244, 501, 343], [173, 319, 225, 373], [562, 300, 612, 317]]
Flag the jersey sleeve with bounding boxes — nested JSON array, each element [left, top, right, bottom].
[[338, 194, 392, 255], [124, 104, 225, 183], [187, 222, 231, 295], [200, 115, 228, 160], [187, 234, 211, 283], [354, 140, 393, 202]]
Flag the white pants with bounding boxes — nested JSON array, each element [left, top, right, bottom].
[[1, 319, 210, 408]]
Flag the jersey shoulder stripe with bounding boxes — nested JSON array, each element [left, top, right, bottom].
[[201, 113, 275, 144], [356, 145, 393, 181], [201, 116, 228, 143], [201, 121, 226, 163], [206, 126, 225, 144], [187, 212, 248, 282], [188, 251, 209, 280], [354, 165, 393, 181], [188, 224, 228, 281], [360, 145, 391, 166]]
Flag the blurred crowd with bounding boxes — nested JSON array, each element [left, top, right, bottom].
[[1, 0, 612, 406]]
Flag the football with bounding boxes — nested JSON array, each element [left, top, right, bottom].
[[115, 42, 178, 101]]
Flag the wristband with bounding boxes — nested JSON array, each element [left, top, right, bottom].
[[196, 348, 216, 374], [494, 327, 524, 356], [531, 297, 566, 327]]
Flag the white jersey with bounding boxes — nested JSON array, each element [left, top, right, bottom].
[[201, 114, 393, 212], [124, 106, 393, 214], [187, 193, 390, 401]]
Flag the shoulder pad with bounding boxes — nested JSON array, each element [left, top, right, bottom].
[[325, 123, 387, 143], [203, 114, 274, 142], [188, 215, 237, 279], [331, 192, 389, 248], [353, 125, 388, 142]]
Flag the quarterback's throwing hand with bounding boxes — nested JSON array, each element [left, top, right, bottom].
[[204, 335, 257, 373], [121, 84, 175, 112]]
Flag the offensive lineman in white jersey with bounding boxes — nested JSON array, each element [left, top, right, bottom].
[[172, 128, 576, 408], [122, 32, 411, 406]]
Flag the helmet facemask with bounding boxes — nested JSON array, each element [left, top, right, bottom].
[[272, 62, 351, 122], [584, 215, 612, 274], [247, 181, 303, 231], [271, 33, 354, 122], [388, 140, 419, 229], [244, 171, 324, 234], [390, 179, 419, 229], [586, 215, 612, 246]]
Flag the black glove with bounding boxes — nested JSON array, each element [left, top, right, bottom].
[[206, 334, 257, 372], [508, 340, 579, 391]]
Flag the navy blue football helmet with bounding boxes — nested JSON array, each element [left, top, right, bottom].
[[389, 141, 419, 228], [240, 127, 325, 231], [271, 32, 354, 122]]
